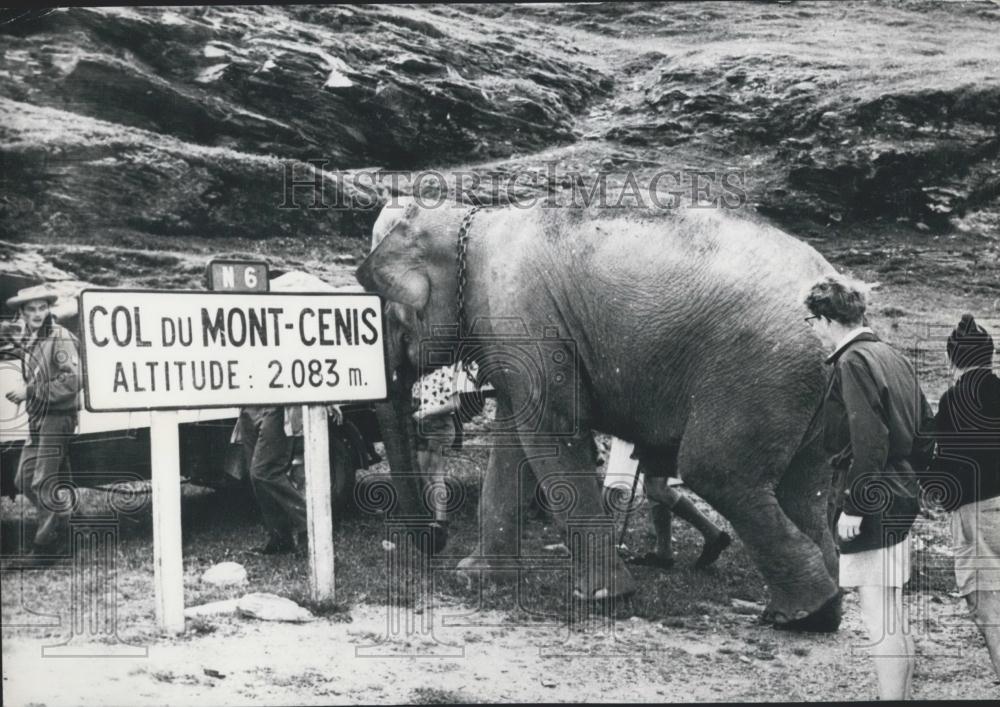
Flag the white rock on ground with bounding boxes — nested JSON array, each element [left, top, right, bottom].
[[201, 562, 248, 587], [236, 592, 316, 623], [730, 599, 766, 615]]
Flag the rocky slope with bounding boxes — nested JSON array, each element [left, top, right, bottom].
[[1, 2, 999, 251], [464, 1, 1000, 230], [0, 4, 611, 247]]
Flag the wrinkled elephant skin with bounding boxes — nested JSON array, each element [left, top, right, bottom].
[[357, 199, 841, 625]]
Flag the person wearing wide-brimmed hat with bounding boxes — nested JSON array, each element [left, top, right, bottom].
[[5, 284, 81, 563], [933, 314, 1000, 678]]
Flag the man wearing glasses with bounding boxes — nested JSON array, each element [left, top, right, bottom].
[[804, 275, 933, 700]]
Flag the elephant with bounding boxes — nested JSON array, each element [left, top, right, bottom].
[[357, 197, 843, 631]]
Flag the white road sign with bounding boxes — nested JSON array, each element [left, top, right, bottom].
[[78, 289, 387, 411]]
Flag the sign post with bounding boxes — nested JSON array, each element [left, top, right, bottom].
[[150, 410, 185, 634], [302, 405, 335, 601], [77, 288, 387, 631]]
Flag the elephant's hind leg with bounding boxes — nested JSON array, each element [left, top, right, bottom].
[[767, 422, 842, 632], [774, 427, 839, 585], [678, 424, 841, 631]]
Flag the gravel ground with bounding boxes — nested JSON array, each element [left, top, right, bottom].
[[3, 585, 998, 704]]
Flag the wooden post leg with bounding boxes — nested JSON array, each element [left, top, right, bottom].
[[302, 404, 335, 601], [150, 410, 185, 635]]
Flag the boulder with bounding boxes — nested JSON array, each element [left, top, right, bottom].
[[236, 592, 316, 623], [201, 561, 248, 587], [730, 599, 766, 616]]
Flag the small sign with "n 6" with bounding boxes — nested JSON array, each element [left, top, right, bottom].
[[206, 259, 269, 292]]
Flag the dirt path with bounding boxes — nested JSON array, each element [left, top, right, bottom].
[[3, 589, 997, 705]]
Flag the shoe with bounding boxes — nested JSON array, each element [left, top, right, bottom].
[[694, 532, 732, 569], [624, 551, 675, 570], [251, 534, 296, 555]]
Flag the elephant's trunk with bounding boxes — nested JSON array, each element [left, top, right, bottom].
[[361, 276, 450, 553], [373, 377, 449, 554]]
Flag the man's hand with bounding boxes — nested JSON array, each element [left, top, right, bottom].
[[837, 513, 863, 542], [327, 404, 344, 426], [5, 382, 27, 404]]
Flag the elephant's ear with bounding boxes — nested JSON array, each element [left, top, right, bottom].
[[356, 202, 431, 312], [359, 260, 431, 313]]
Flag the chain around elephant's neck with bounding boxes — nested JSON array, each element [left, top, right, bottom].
[[456, 204, 484, 340]]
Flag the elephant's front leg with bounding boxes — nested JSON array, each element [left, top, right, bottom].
[[458, 441, 548, 586], [455, 388, 530, 575], [527, 433, 637, 601], [457, 441, 533, 581], [415, 413, 458, 527]]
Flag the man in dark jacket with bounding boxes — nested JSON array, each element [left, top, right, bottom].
[[5, 285, 81, 562], [805, 275, 933, 700], [933, 314, 1000, 678]]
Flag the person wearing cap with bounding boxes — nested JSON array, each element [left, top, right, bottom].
[[933, 314, 1000, 678], [5, 285, 81, 562], [804, 274, 933, 700]]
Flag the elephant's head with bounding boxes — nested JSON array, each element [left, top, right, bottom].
[[358, 199, 463, 552], [356, 198, 463, 341]]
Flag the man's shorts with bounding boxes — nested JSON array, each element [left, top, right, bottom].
[[840, 537, 911, 588], [952, 494, 1000, 597]]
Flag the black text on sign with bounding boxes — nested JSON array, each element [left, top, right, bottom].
[[78, 290, 388, 411]]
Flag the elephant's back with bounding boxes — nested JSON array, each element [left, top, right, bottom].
[[574, 206, 834, 292], [540, 206, 832, 443], [549, 206, 835, 336]]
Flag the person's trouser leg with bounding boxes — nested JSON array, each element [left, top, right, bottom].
[[17, 414, 74, 551], [857, 584, 914, 700], [670, 491, 724, 541], [967, 590, 1000, 679], [644, 476, 675, 561], [646, 475, 729, 567], [239, 409, 260, 482], [248, 409, 306, 539]]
